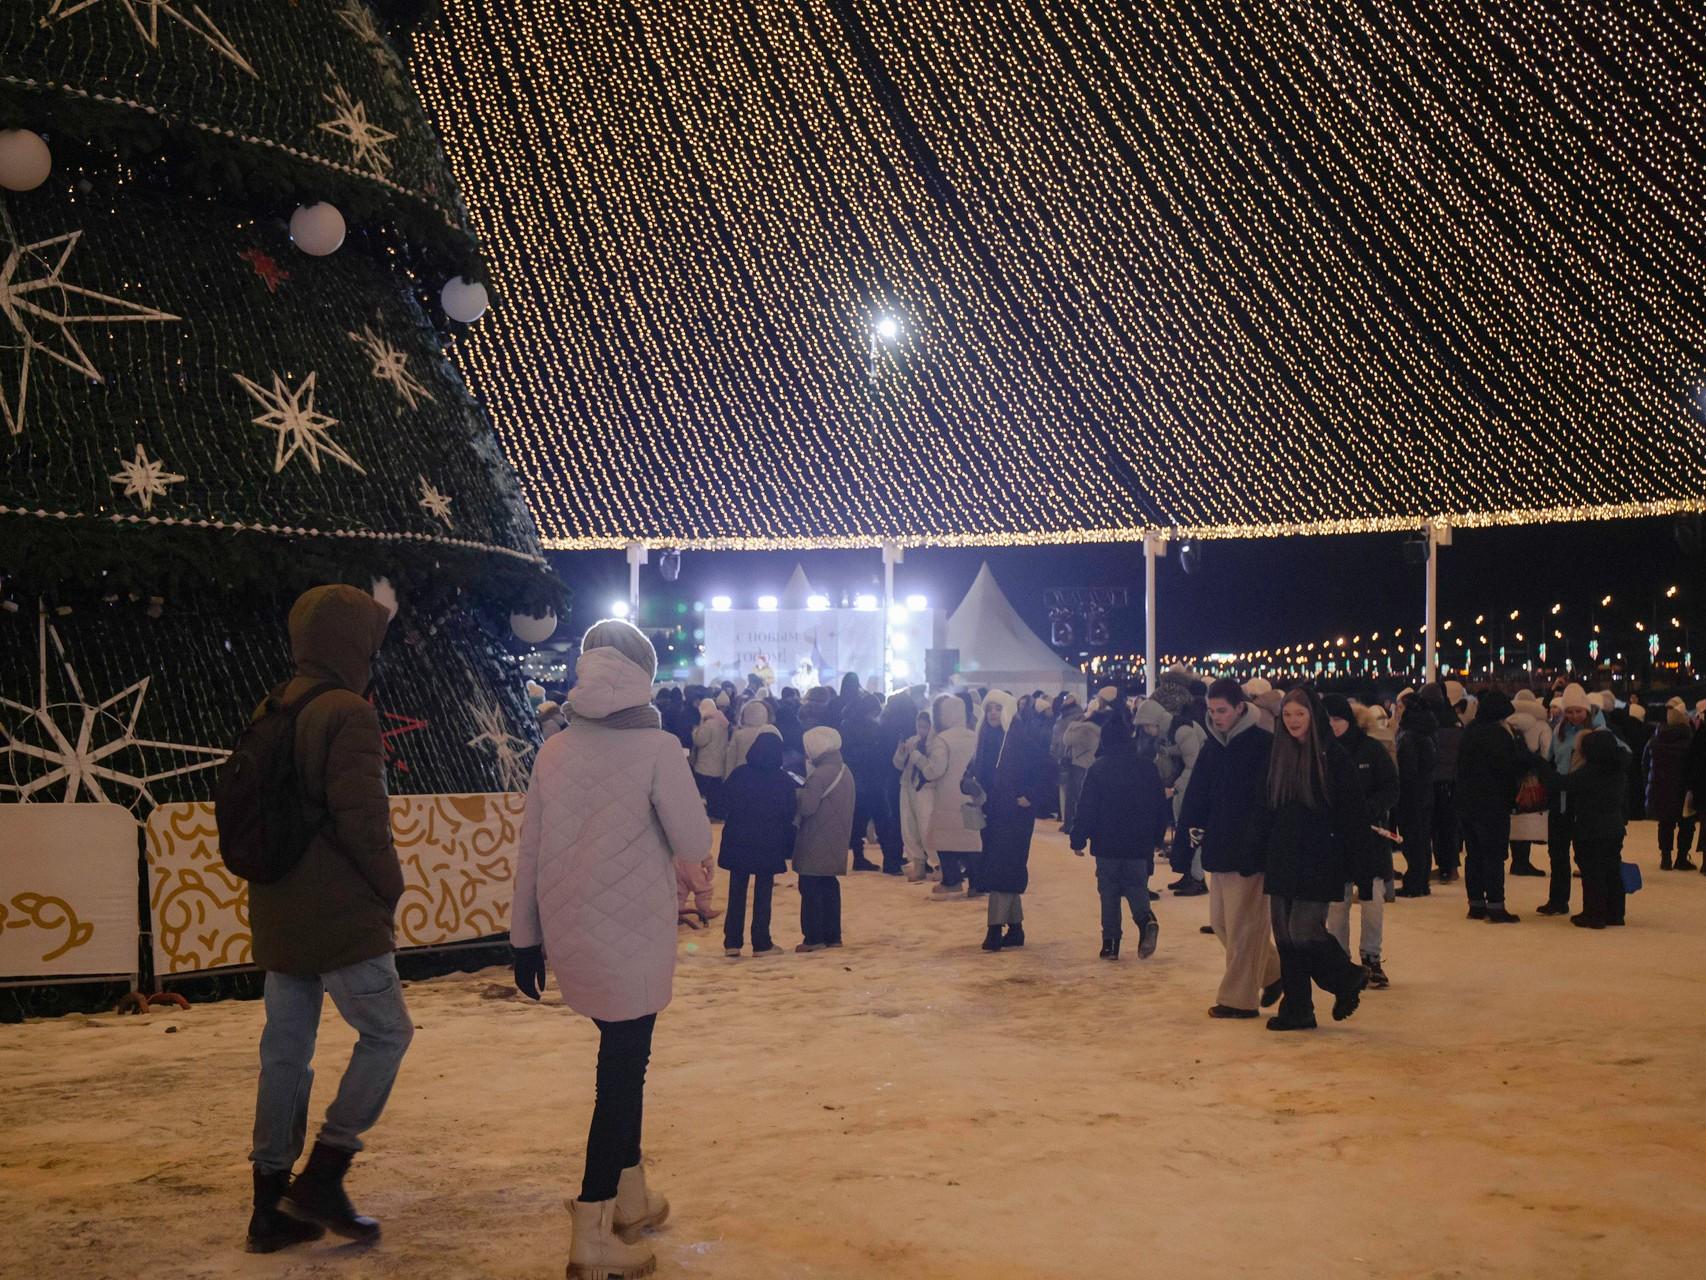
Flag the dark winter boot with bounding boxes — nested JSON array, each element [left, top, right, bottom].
[[1001, 924, 1026, 949], [1099, 936, 1118, 960], [1485, 906, 1521, 924], [1660, 852, 1673, 871], [1332, 968, 1368, 1022], [1361, 956, 1389, 989], [247, 1168, 324, 1254], [851, 855, 880, 872], [1173, 878, 1207, 898], [1466, 901, 1488, 920], [980, 926, 1005, 952], [1137, 916, 1160, 959], [1676, 854, 1698, 872], [281, 1141, 380, 1242], [1260, 980, 1283, 1009]]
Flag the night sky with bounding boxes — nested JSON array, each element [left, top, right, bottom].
[[549, 516, 1702, 668]]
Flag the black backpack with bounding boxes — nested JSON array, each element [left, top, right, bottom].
[[215, 682, 339, 884]]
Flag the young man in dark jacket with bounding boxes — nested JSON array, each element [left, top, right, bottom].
[[1394, 698, 1439, 896], [1174, 679, 1280, 1019], [247, 585, 410, 1253], [1323, 696, 1400, 986], [1454, 690, 1532, 923], [839, 697, 893, 873], [1070, 709, 1169, 959]]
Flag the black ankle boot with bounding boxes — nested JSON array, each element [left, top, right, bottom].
[[1677, 854, 1698, 872], [1002, 924, 1026, 949], [1660, 853, 1673, 871], [281, 1141, 380, 1242], [1099, 936, 1118, 959], [247, 1168, 324, 1254], [981, 926, 1005, 952]]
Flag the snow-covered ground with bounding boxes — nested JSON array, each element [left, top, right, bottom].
[[3, 823, 1703, 1279]]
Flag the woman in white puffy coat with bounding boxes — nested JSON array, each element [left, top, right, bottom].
[[921, 693, 983, 897], [512, 620, 713, 1277], [894, 708, 938, 880], [1506, 689, 1552, 876]]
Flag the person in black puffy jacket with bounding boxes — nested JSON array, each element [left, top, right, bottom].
[[1538, 729, 1631, 928], [1070, 708, 1169, 960], [1256, 687, 1371, 1031], [1454, 690, 1533, 924], [1394, 699, 1439, 897], [1322, 696, 1399, 987], [717, 734, 797, 956]]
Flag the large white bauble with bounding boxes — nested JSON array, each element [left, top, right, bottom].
[[370, 576, 399, 619], [0, 129, 51, 192], [289, 202, 346, 256], [510, 607, 557, 645], [441, 276, 490, 323]]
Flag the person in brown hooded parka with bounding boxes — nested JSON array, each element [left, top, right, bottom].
[[247, 585, 410, 1254]]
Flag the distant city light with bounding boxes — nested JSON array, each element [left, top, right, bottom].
[[609, 600, 630, 619], [806, 594, 831, 611], [709, 595, 732, 612], [875, 315, 899, 340], [757, 595, 779, 611], [854, 594, 879, 611]]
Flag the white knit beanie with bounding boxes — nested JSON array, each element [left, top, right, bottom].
[[803, 726, 841, 760]]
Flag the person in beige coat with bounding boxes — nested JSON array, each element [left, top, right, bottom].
[[513, 620, 713, 1279], [795, 726, 855, 951], [923, 693, 983, 898], [723, 699, 781, 781], [894, 709, 938, 881], [690, 697, 729, 817]]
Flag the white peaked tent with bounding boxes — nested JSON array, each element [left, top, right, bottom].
[[779, 563, 818, 609], [946, 563, 1087, 700]]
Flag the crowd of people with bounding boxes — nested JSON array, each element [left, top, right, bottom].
[[237, 585, 1705, 1278]]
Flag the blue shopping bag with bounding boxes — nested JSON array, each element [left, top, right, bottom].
[[1621, 861, 1643, 895]]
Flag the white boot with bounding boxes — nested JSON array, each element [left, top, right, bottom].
[[567, 1198, 655, 1279], [613, 1164, 670, 1242]]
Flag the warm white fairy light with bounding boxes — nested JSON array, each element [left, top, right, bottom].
[[411, 3, 1706, 550]]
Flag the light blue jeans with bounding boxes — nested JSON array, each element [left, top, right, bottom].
[[250, 953, 414, 1174]]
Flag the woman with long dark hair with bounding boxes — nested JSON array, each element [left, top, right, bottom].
[[1258, 687, 1372, 1031]]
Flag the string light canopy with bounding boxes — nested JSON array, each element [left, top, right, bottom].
[[413, 1, 1706, 551]]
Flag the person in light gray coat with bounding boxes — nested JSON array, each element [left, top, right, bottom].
[[1059, 705, 1103, 834], [795, 726, 855, 951], [723, 699, 781, 781]]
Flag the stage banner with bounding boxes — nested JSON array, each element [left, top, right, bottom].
[[145, 793, 524, 975], [0, 802, 140, 978], [702, 609, 885, 691]]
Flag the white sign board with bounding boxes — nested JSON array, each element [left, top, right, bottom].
[[0, 802, 139, 978], [701, 609, 886, 691]]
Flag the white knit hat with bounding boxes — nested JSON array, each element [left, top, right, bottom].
[[1242, 677, 1273, 697], [1511, 689, 1543, 712], [1445, 680, 1467, 707], [1557, 683, 1591, 711], [1592, 690, 1615, 712]]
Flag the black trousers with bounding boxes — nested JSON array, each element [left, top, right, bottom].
[[1269, 896, 1366, 1021], [1658, 818, 1697, 858], [1547, 808, 1577, 908], [1576, 837, 1627, 924], [1398, 808, 1433, 892], [1432, 782, 1461, 873], [580, 1013, 656, 1203], [1095, 858, 1153, 938], [723, 871, 774, 951], [875, 773, 905, 871], [799, 875, 842, 945], [850, 785, 895, 867], [1460, 809, 1510, 908]]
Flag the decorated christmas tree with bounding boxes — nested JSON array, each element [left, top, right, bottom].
[[0, 7, 557, 846]]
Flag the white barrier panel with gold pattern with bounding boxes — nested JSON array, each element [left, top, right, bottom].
[[145, 793, 523, 975], [0, 802, 140, 978]]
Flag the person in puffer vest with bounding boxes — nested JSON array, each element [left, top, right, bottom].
[[512, 618, 713, 1279], [245, 584, 408, 1256]]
